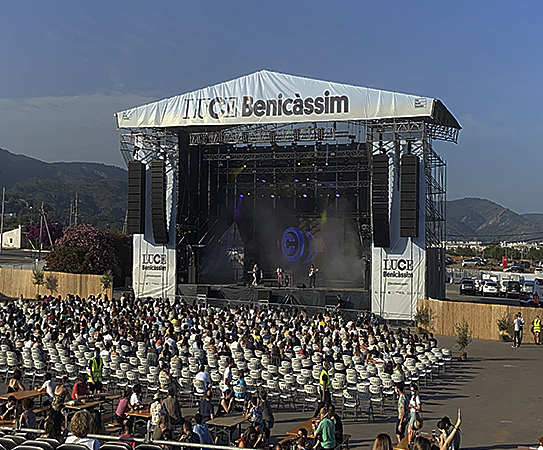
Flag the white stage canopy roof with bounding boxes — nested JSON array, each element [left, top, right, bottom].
[[115, 70, 460, 131]]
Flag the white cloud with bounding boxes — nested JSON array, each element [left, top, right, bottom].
[[0, 93, 157, 167]]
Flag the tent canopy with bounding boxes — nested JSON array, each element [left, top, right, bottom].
[[115, 70, 461, 131]]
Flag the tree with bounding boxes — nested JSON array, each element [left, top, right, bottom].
[[27, 220, 63, 249], [45, 225, 119, 275], [44, 274, 58, 296], [100, 270, 114, 292], [32, 270, 45, 296]]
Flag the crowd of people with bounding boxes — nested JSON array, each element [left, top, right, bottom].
[[0, 292, 461, 450]]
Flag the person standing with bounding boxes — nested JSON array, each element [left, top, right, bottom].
[[407, 384, 421, 446], [532, 315, 541, 345], [308, 264, 318, 288], [198, 390, 215, 424], [512, 311, 525, 348], [314, 360, 331, 416], [252, 264, 259, 286], [88, 348, 103, 394], [394, 383, 408, 443], [313, 408, 336, 450]]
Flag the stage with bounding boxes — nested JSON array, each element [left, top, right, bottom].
[[177, 283, 370, 312]]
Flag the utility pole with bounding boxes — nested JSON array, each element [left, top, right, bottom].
[[38, 202, 44, 261], [0, 187, 5, 253], [74, 193, 79, 226]]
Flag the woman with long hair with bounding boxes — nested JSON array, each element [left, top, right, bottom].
[[371, 434, 392, 450], [407, 384, 422, 445], [411, 409, 462, 450]]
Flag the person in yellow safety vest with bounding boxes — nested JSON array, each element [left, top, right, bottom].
[[314, 360, 332, 417], [532, 315, 541, 345], [88, 348, 104, 394]]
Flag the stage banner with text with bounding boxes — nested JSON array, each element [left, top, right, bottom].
[[133, 234, 176, 299], [116, 70, 436, 128], [132, 157, 177, 299], [371, 151, 426, 320]]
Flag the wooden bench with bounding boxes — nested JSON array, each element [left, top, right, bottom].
[[335, 434, 351, 450]]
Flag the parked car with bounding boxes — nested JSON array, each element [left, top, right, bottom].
[[481, 280, 499, 297], [459, 278, 476, 295], [462, 258, 484, 267], [445, 256, 454, 265], [504, 264, 525, 273], [506, 280, 521, 299], [499, 280, 509, 297], [518, 261, 531, 269]]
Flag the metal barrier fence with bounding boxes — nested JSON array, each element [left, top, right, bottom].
[[0, 426, 236, 450], [177, 293, 369, 321]]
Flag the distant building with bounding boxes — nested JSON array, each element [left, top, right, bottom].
[[1, 225, 28, 249]]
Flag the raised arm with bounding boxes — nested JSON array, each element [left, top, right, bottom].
[[440, 409, 462, 450]]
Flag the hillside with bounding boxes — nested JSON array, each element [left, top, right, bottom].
[[446, 197, 543, 242], [0, 148, 127, 230]]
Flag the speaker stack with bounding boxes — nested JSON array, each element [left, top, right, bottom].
[[371, 154, 390, 248], [127, 161, 145, 234], [151, 160, 169, 244], [400, 154, 419, 237]]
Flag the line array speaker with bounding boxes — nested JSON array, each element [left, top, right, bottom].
[[151, 160, 169, 244], [372, 154, 390, 248], [127, 161, 146, 235], [400, 154, 419, 237]]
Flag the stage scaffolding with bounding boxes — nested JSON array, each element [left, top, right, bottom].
[[119, 118, 450, 296], [366, 119, 448, 298]]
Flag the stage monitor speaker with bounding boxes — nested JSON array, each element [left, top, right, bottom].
[[325, 294, 338, 307], [296, 283, 306, 289], [372, 154, 390, 247], [151, 160, 169, 244], [400, 154, 419, 237], [188, 266, 197, 284], [127, 161, 145, 234], [257, 290, 271, 302]]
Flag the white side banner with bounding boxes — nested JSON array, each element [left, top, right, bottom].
[[132, 157, 177, 299], [133, 235, 176, 299], [116, 70, 436, 128], [372, 151, 426, 320]]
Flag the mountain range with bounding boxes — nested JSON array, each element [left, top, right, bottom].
[[2, 148, 543, 240], [446, 197, 543, 242], [0, 148, 127, 230]]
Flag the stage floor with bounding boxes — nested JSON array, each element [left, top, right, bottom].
[[177, 284, 370, 312]]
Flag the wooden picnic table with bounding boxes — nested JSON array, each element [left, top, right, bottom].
[[286, 417, 316, 436], [0, 390, 44, 402], [207, 413, 247, 444], [126, 408, 152, 430]]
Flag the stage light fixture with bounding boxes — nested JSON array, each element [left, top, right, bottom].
[[271, 194, 275, 198], [303, 194, 307, 198], [336, 193, 340, 197], [294, 179, 299, 182], [239, 194, 243, 197]]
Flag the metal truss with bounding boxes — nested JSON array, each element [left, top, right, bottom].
[[365, 119, 446, 249], [214, 164, 368, 175], [202, 148, 365, 162], [120, 128, 179, 170], [190, 125, 340, 145], [227, 180, 370, 190]]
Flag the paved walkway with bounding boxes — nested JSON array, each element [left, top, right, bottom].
[[4, 334, 541, 449], [252, 334, 543, 449]]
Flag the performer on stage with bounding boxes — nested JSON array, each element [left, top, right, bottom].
[[276, 267, 284, 287], [308, 263, 318, 288], [252, 263, 259, 286]]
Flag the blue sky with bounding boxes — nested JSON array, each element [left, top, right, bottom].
[[1, 1, 542, 213]]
